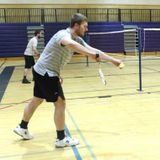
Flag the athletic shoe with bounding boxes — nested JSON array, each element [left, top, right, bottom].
[[55, 136, 79, 148], [22, 78, 31, 84], [13, 125, 33, 140]]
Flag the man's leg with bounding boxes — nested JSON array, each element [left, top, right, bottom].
[[54, 96, 65, 140], [54, 96, 79, 147], [14, 96, 43, 139], [22, 68, 31, 83], [22, 96, 44, 122]]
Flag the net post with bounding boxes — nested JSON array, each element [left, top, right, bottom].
[[137, 28, 143, 92]]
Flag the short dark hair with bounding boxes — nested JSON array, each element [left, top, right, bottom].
[[34, 30, 41, 36], [70, 13, 87, 28]]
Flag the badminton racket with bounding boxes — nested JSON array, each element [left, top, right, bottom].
[[98, 61, 124, 85], [98, 62, 107, 85]]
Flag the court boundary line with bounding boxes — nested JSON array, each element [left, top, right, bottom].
[[66, 108, 97, 160], [0, 66, 15, 102], [65, 125, 82, 160], [0, 98, 31, 110], [1, 87, 160, 109], [66, 90, 160, 101]]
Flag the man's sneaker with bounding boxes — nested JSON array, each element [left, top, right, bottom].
[[22, 78, 31, 84], [13, 125, 33, 140], [55, 136, 79, 148]]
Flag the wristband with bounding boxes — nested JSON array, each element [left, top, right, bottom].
[[96, 53, 99, 58], [95, 51, 100, 58]]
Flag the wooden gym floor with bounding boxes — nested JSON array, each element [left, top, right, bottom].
[[0, 55, 160, 160]]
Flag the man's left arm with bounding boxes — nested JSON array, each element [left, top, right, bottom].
[[32, 47, 39, 55], [79, 38, 122, 67], [32, 39, 40, 56]]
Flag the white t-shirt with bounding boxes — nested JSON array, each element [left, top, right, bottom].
[[24, 37, 38, 56]]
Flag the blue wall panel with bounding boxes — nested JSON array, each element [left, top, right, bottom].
[[0, 22, 160, 57]]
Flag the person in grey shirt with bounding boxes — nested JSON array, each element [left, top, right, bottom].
[[14, 13, 123, 148]]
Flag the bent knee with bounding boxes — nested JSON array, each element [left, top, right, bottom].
[[32, 96, 44, 104], [54, 96, 66, 107]]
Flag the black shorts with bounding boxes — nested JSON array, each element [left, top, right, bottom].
[[24, 55, 35, 69], [33, 69, 65, 102]]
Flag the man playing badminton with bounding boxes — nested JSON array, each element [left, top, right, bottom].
[[14, 13, 124, 147]]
